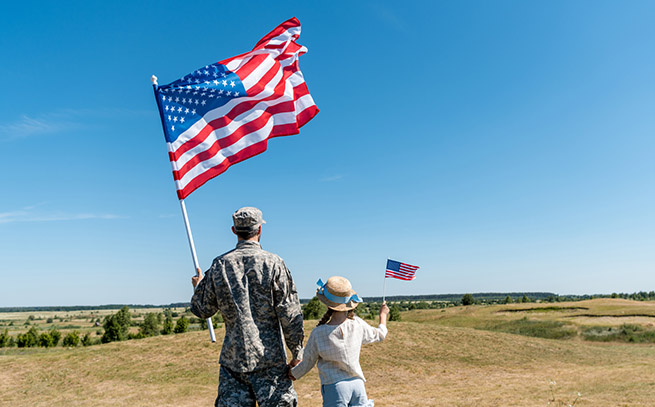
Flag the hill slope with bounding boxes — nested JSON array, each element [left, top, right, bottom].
[[2, 315, 655, 406]]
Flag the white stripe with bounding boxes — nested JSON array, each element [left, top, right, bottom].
[[295, 94, 316, 116]]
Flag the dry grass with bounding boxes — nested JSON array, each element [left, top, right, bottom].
[[2, 300, 655, 406]]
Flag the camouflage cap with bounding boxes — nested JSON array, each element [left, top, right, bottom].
[[232, 207, 266, 232]]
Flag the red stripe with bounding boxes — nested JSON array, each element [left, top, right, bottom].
[[386, 268, 416, 277], [386, 270, 416, 278], [172, 101, 295, 180], [252, 17, 300, 50], [297, 105, 319, 128], [177, 140, 270, 199], [385, 272, 415, 281]]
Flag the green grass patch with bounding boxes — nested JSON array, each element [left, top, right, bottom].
[[583, 324, 655, 343], [499, 306, 588, 313], [478, 317, 578, 339]]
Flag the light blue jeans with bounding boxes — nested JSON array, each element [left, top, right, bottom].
[[321, 377, 374, 407]]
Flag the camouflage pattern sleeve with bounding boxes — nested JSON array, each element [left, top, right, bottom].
[[190, 266, 219, 320], [272, 262, 304, 360]]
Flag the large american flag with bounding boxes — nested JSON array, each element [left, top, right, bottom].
[[385, 259, 420, 281], [154, 17, 318, 199]]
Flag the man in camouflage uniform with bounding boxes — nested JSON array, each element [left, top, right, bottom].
[[191, 207, 304, 407]]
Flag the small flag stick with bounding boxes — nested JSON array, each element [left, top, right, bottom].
[[152, 75, 216, 343], [382, 259, 388, 303]]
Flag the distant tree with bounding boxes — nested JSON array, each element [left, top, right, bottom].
[[140, 313, 160, 337], [504, 296, 513, 304], [388, 305, 402, 321], [38, 332, 55, 348], [50, 329, 61, 346], [303, 297, 327, 320], [46, 317, 53, 324], [174, 316, 189, 333], [81, 333, 92, 347], [63, 331, 80, 347], [0, 329, 9, 347], [101, 306, 132, 343], [161, 314, 174, 335], [17, 327, 39, 348], [522, 295, 529, 303], [461, 294, 475, 306], [212, 313, 223, 327], [28, 315, 35, 321]]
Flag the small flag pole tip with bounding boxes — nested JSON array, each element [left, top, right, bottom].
[[151, 75, 158, 86]]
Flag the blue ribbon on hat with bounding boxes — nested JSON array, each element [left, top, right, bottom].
[[316, 279, 362, 304]]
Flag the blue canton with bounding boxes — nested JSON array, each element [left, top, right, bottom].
[[156, 63, 247, 143]]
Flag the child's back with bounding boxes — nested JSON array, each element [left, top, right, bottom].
[[290, 277, 390, 407]]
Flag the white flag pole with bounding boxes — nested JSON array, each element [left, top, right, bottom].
[[179, 199, 217, 343], [152, 75, 216, 343], [382, 259, 388, 303]]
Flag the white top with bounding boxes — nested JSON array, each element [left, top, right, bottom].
[[291, 316, 387, 385]]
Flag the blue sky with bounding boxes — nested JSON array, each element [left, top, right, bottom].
[[1, 1, 653, 307]]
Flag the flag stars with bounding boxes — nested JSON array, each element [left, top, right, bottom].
[[175, 97, 180, 102], [234, 91, 239, 96], [230, 81, 235, 87], [222, 80, 227, 86], [177, 107, 182, 113], [180, 117, 185, 123], [213, 80, 219, 85], [185, 108, 190, 114], [171, 125, 175, 131], [226, 91, 232, 96], [173, 116, 178, 122], [191, 109, 196, 114], [201, 100, 206, 106], [165, 105, 170, 111]]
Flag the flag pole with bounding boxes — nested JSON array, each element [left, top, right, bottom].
[[152, 75, 216, 343], [382, 259, 388, 303]]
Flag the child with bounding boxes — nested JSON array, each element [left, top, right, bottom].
[[290, 276, 390, 407]]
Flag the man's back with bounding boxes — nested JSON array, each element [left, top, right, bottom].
[[191, 240, 304, 372]]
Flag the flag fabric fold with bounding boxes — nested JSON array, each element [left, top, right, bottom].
[[154, 17, 318, 199], [385, 259, 419, 281]]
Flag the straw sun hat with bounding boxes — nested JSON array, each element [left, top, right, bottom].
[[316, 276, 363, 311]]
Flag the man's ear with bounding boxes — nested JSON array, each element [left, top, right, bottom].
[[232, 226, 237, 235]]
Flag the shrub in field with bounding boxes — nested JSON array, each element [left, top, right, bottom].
[[461, 294, 475, 306], [303, 297, 327, 320], [38, 332, 55, 347], [161, 314, 174, 335], [81, 333, 92, 346], [583, 324, 655, 343], [174, 316, 189, 333], [63, 331, 80, 347], [17, 327, 39, 348], [101, 306, 132, 343], [140, 313, 160, 337], [0, 329, 10, 347], [50, 329, 61, 346], [389, 305, 402, 321]]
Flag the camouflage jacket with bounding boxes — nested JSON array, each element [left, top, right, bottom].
[[191, 240, 304, 372]]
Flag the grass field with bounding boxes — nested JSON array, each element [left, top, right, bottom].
[[2, 299, 655, 406]]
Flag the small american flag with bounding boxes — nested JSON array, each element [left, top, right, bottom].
[[385, 259, 419, 281], [154, 17, 318, 199]]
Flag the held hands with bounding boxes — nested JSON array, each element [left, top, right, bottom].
[[192, 267, 203, 288], [287, 359, 301, 381]]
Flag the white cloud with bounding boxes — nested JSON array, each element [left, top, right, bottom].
[[0, 205, 125, 225], [0, 108, 150, 140]]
